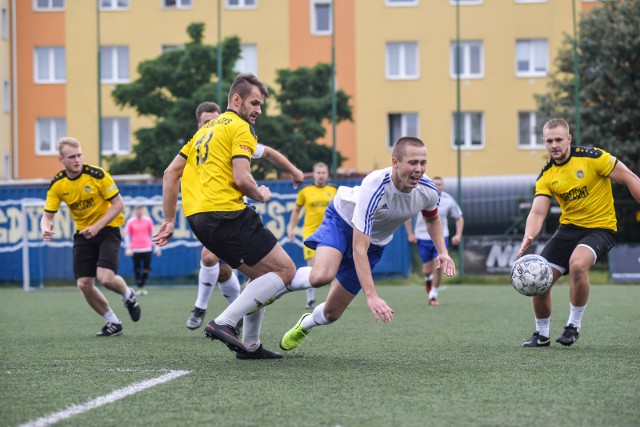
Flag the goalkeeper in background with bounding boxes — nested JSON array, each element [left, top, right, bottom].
[[41, 137, 142, 337]]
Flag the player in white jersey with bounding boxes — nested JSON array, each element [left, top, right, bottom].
[[278, 137, 456, 351], [405, 176, 463, 305]]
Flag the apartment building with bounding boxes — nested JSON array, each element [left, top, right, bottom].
[[3, 0, 600, 180]]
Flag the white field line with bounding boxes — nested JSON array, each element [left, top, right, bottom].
[[18, 369, 190, 427]]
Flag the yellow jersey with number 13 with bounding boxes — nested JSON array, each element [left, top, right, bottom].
[[179, 110, 257, 217]]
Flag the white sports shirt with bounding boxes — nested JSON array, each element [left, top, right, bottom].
[[413, 191, 462, 240], [333, 167, 440, 247]]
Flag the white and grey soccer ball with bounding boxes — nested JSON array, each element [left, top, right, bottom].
[[510, 254, 553, 296]]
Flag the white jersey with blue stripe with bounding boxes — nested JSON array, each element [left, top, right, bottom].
[[413, 191, 462, 240], [333, 167, 440, 247]]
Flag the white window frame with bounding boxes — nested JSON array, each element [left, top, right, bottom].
[[452, 112, 484, 149], [100, 46, 130, 83], [1, 7, 8, 40], [311, 0, 332, 36], [33, 0, 64, 11], [387, 113, 419, 149], [3, 80, 10, 113], [101, 118, 131, 155], [385, 0, 419, 6], [100, 0, 130, 11], [34, 47, 66, 84], [234, 44, 258, 75], [518, 112, 544, 148], [161, 0, 192, 9], [386, 41, 419, 80], [516, 39, 548, 77], [225, 0, 257, 9], [450, 40, 484, 79], [35, 118, 67, 155]]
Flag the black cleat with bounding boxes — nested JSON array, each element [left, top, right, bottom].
[[124, 294, 141, 322], [556, 324, 580, 346], [236, 344, 283, 360], [522, 331, 550, 347], [96, 322, 123, 337], [204, 320, 248, 355], [305, 300, 315, 310]]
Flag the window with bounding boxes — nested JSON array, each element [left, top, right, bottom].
[[162, 0, 192, 9], [452, 112, 484, 148], [311, 0, 332, 35], [3, 80, 10, 113], [101, 118, 131, 155], [386, 0, 418, 6], [226, 0, 256, 9], [516, 39, 548, 76], [33, 0, 64, 11], [34, 47, 66, 83], [100, 0, 129, 11], [2, 7, 8, 40], [450, 41, 483, 79], [386, 42, 419, 80], [518, 112, 543, 148], [36, 118, 66, 155], [234, 44, 258, 75], [100, 46, 129, 83], [388, 113, 418, 149]]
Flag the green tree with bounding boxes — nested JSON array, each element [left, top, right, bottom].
[[109, 23, 240, 176], [536, 0, 640, 173], [109, 23, 351, 179], [255, 64, 352, 178]]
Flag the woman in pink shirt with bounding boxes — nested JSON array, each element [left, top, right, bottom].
[[124, 206, 161, 295]]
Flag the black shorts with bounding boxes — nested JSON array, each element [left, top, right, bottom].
[[540, 224, 616, 275], [132, 252, 152, 271], [73, 226, 122, 279], [187, 207, 278, 269]]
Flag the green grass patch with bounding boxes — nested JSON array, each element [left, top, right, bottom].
[[1, 283, 639, 426]]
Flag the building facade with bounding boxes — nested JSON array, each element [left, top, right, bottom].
[[3, 0, 600, 180]]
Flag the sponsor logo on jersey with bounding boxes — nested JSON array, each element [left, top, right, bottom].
[[576, 170, 584, 179]]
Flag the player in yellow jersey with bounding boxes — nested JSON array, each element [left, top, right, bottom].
[[518, 119, 640, 347], [287, 162, 337, 308], [185, 102, 304, 330], [154, 74, 311, 359], [41, 137, 141, 337]]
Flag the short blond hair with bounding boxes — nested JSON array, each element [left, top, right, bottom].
[[57, 137, 81, 156]]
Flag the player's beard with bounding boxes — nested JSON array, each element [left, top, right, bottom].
[[237, 104, 254, 125]]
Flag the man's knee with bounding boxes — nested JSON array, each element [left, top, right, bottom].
[[201, 251, 219, 267], [76, 278, 94, 292]]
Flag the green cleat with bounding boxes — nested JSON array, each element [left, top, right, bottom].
[[279, 313, 311, 351]]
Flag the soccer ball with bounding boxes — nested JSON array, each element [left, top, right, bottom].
[[510, 254, 553, 296]]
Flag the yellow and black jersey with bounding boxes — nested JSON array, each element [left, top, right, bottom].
[[179, 110, 258, 217], [535, 146, 618, 231], [296, 184, 338, 239], [44, 165, 124, 231]]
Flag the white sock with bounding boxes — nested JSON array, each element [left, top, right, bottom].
[[242, 308, 265, 352], [275, 266, 312, 299], [218, 272, 241, 305], [306, 287, 316, 303], [301, 302, 331, 330], [535, 317, 551, 338], [215, 272, 286, 326], [195, 263, 220, 309], [122, 287, 134, 301], [568, 304, 586, 330], [429, 287, 439, 299], [103, 309, 120, 324]]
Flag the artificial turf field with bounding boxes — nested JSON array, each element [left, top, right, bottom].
[[1, 283, 638, 427]]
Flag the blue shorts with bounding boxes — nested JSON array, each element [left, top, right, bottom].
[[305, 202, 385, 296], [416, 237, 449, 263]]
